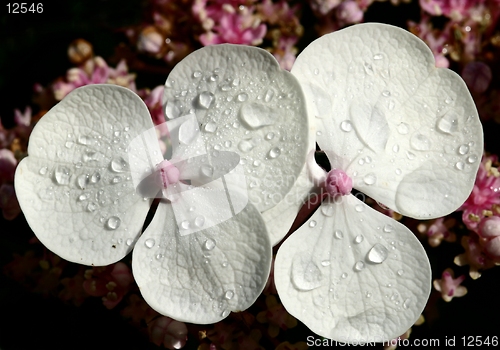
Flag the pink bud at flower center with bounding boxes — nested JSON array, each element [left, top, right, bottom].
[[156, 160, 180, 188], [325, 169, 352, 197]]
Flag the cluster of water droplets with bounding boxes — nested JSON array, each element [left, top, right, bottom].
[[164, 64, 308, 209], [36, 125, 139, 245]]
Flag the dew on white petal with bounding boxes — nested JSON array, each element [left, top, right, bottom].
[[392, 144, 399, 153], [111, 157, 128, 172], [321, 260, 331, 267], [193, 71, 202, 78], [201, 164, 214, 178], [397, 122, 409, 135], [204, 121, 217, 133], [406, 151, 416, 160], [363, 173, 377, 185], [309, 220, 317, 228], [403, 298, 410, 309], [39, 167, 48, 175], [354, 261, 365, 271], [145, 238, 155, 248], [238, 140, 254, 152], [204, 238, 216, 251], [197, 91, 215, 109], [106, 216, 121, 230], [340, 120, 353, 132], [86, 202, 97, 212], [397, 269, 404, 276], [437, 112, 459, 134], [181, 220, 190, 230], [90, 172, 101, 184], [237, 93, 248, 102], [221, 310, 230, 318], [264, 89, 274, 102], [410, 133, 431, 151], [341, 272, 348, 279], [291, 258, 323, 291], [224, 290, 234, 300], [458, 144, 469, 155], [268, 147, 281, 159], [367, 243, 389, 264], [395, 168, 402, 175], [195, 216, 205, 228], [321, 204, 334, 217], [355, 204, 364, 212], [467, 155, 478, 163], [455, 161, 465, 170], [54, 166, 71, 185], [112, 176, 122, 184], [383, 224, 394, 233], [126, 238, 134, 246], [265, 132, 275, 140], [334, 230, 344, 239], [354, 235, 364, 244]]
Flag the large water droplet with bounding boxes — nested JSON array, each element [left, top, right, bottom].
[[111, 157, 128, 172], [106, 216, 121, 230], [240, 103, 275, 129], [363, 173, 377, 185], [204, 238, 216, 251], [397, 122, 409, 135], [194, 216, 205, 228], [455, 161, 465, 170], [268, 147, 281, 159], [467, 155, 478, 163], [224, 290, 234, 300], [292, 257, 323, 291], [204, 121, 217, 133], [340, 120, 353, 132], [165, 100, 181, 119], [367, 243, 389, 264], [458, 144, 469, 155], [437, 112, 459, 134], [410, 133, 431, 151], [238, 139, 255, 152], [54, 166, 71, 185], [145, 238, 155, 248], [77, 174, 88, 189], [196, 91, 215, 109]]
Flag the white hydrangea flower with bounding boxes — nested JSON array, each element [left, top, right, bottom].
[[275, 23, 483, 342]]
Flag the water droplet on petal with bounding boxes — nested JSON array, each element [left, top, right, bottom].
[[224, 290, 234, 300], [90, 172, 101, 184], [238, 140, 254, 152], [264, 89, 274, 102], [321, 260, 331, 267], [112, 176, 122, 184], [195, 216, 205, 227], [437, 112, 459, 134], [65, 141, 74, 149], [341, 272, 348, 279], [392, 144, 400, 153], [237, 93, 248, 102], [87, 202, 97, 212], [397, 122, 409, 135], [467, 155, 477, 163], [106, 216, 121, 230], [383, 224, 394, 233], [367, 243, 389, 263], [373, 53, 383, 60], [204, 238, 216, 251], [165, 100, 181, 119], [355, 204, 364, 212], [455, 161, 465, 170], [410, 133, 431, 151], [197, 92, 215, 109], [126, 238, 134, 246], [54, 166, 71, 185], [397, 269, 404, 276], [309, 220, 317, 228], [181, 220, 190, 230], [204, 121, 217, 133], [292, 258, 323, 291], [265, 132, 275, 140], [221, 310, 230, 318], [354, 261, 365, 271], [403, 298, 410, 309], [145, 239, 155, 248], [201, 164, 214, 178], [458, 144, 469, 155], [335, 230, 344, 239], [340, 120, 353, 132], [406, 151, 416, 160], [39, 166, 48, 175], [111, 157, 128, 172], [179, 118, 199, 144], [321, 204, 334, 217], [193, 71, 202, 78], [363, 173, 377, 185], [240, 103, 275, 129], [354, 235, 364, 244], [268, 147, 281, 159]]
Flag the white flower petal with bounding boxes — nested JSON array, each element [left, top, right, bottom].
[[163, 44, 310, 212], [14, 85, 154, 265], [132, 197, 271, 324], [291, 23, 483, 219], [275, 195, 431, 342]]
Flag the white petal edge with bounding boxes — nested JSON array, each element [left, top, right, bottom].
[[132, 196, 271, 324], [163, 44, 310, 213], [14, 85, 155, 265], [275, 194, 431, 342], [291, 23, 483, 219]]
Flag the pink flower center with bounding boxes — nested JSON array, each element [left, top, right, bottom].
[[325, 169, 352, 197], [156, 160, 180, 188]]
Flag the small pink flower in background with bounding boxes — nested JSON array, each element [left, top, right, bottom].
[[308, 0, 341, 16], [454, 235, 496, 279], [83, 262, 134, 309], [148, 316, 188, 349], [196, 2, 267, 46], [433, 268, 467, 301], [417, 217, 456, 247], [107, 59, 138, 92], [336, 0, 364, 25], [408, 17, 451, 68], [460, 155, 500, 232], [257, 295, 297, 337], [137, 26, 165, 55], [144, 85, 166, 127], [419, 0, 474, 21], [478, 215, 500, 259], [14, 106, 31, 127], [462, 61, 492, 94], [0, 149, 17, 183]]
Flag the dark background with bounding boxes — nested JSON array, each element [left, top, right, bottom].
[[1, 1, 499, 349]]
